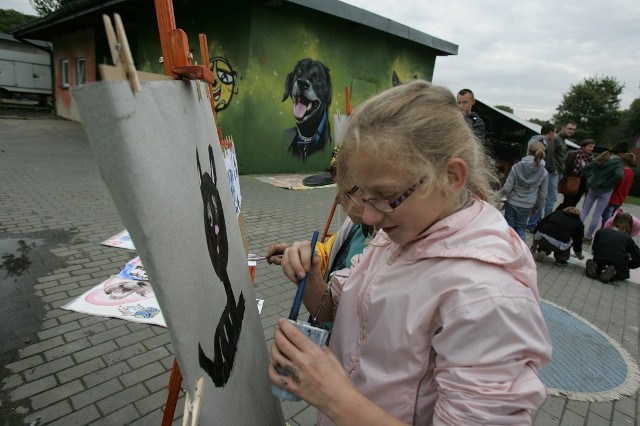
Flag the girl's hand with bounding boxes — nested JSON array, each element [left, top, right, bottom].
[[268, 318, 353, 413], [281, 240, 322, 283]]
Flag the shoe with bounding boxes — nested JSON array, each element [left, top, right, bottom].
[[599, 265, 617, 283], [535, 250, 547, 263], [586, 259, 599, 279], [583, 236, 593, 244], [555, 260, 568, 266]]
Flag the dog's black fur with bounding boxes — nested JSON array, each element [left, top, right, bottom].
[[282, 58, 332, 158]]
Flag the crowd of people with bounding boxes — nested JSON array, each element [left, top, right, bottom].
[[262, 81, 638, 424]]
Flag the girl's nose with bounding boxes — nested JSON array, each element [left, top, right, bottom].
[[362, 202, 384, 226]]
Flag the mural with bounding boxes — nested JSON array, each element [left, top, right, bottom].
[[209, 56, 239, 112], [196, 145, 246, 387], [282, 58, 332, 159]]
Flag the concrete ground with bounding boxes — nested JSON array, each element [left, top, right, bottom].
[[0, 115, 638, 425]]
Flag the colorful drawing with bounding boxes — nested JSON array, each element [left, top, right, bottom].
[[118, 256, 148, 281], [119, 304, 161, 319], [209, 56, 239, 112], [101, 229, 136, 250], [196, 145, 245, 387], [282, 58, 332, 158], [84, 275, 154, 307]]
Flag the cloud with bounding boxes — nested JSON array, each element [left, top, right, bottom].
[[341, 0, 640, 121]]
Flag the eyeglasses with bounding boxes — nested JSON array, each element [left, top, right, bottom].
[[346, 177, 426, 213]]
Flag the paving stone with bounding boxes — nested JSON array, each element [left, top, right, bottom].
[[97, 383, 149, 415], [120, 362, 166, 388], [72, 340, 118, 363], [134, 389, 169, 415], [5, 354, 44, 373], [127, 346, 171, 369], [23, 400, 72, 425], [46, 404, 101, 426], [82, 361, 132, 388], [57, 357, 106, 383], [71, 377, 123, 409], [91, 404, 141, 426], [31, 379, 84, 410], [18, 336, 65, 358], [24, 355, 74, 381], [45, 337, 92, 361]]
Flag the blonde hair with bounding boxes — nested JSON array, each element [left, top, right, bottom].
[[336, 80, 498, 212], [563, 206, 580, 215], [528, 141, 546, 166]]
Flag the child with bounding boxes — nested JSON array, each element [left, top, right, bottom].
[[269, 81, 551, 425], [500, 141, 548, 240], [586, 212, 640, 283], [531, 207, 584, 265], [601, 152, 636, 227], [265, 150, 373, 279]]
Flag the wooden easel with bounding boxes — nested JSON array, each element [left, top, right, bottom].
[[100, 6, 230, 425]]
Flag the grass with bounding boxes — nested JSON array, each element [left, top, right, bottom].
[[625, 195, 640, 206]]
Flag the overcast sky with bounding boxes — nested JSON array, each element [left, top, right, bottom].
[[6, 0, 639, 121]]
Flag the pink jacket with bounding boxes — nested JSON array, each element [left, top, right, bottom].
[[320, 199, 552, 425]]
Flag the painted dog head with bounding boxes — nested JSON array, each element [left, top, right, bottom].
[[282, 58, 332, 158]]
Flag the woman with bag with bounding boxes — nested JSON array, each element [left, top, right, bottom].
[[556, 139, 595, 211]]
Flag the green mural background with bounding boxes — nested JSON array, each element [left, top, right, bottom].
[[135, 1, 438, 174]]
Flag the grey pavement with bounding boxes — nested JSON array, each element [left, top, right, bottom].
[[0, 115, 639, 425]]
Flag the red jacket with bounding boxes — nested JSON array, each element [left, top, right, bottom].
[[609, 166, 634, 205]]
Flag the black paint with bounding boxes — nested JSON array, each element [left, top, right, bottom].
[[196, 145, 245, 387]]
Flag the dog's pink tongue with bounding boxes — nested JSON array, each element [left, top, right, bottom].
[[294, 102, 308, 119]]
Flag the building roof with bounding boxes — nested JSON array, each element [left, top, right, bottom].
[[12, 0, 457, 56]]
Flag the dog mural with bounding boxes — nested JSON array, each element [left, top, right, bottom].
[[282, 58, 332, 158], [209, 56, 239, 112], [196, 145, 246, 387]]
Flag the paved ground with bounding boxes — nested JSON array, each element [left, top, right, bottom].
[[0, 115, 638, 425]]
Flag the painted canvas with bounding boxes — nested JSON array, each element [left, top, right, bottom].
[[72, 79, 284, 424]]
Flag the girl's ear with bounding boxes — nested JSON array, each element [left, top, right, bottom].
[[445, 158, 468, 192]]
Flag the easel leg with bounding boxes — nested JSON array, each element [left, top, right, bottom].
[[162, 358, 183, 426]]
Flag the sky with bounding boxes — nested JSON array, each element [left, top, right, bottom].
[[5, 0, 639, 121]]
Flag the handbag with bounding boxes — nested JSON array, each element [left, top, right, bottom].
[[558, 176, 581, 195]]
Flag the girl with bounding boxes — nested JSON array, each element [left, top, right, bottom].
[[268, 80, 552, 425], [500, 141, 548, 240], [579, 147, 624, 242], [601, 152, 636, 227], [587, 212, 640, 283]]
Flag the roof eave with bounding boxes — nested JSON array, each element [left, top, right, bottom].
[[284, 0, 458, 56]]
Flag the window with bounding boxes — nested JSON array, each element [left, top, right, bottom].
[[76, 58, 86, 85], [60, 59, 69, 88]]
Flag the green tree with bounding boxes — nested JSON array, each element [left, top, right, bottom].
[[0, 9, 37, 32], [553, 75, 624, 144], [29, 0, 74, 16], [608, 98, 640, 144], [528, 118, 548, 126], [494, 105, 514, 114]]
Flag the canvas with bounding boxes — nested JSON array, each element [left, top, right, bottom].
[[72, 79, 284, 424]]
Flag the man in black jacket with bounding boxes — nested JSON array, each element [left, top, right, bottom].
[[457, 88, 485, 141]]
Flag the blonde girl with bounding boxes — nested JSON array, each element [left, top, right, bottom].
[[269, 80, 551, 425]]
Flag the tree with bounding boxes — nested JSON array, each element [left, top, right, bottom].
[[0, 9, 37, 32], [553, 75, 624, 144], [528, 118, 548, 126], [605, 98, 640, 145], [29, 0, 74, 16], [494, 105, 514, 114]]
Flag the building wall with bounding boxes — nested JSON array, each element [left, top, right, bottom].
[[135, 2, 438, 174], [52, 29, 96, 121], [57, 2, 441, 174]]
